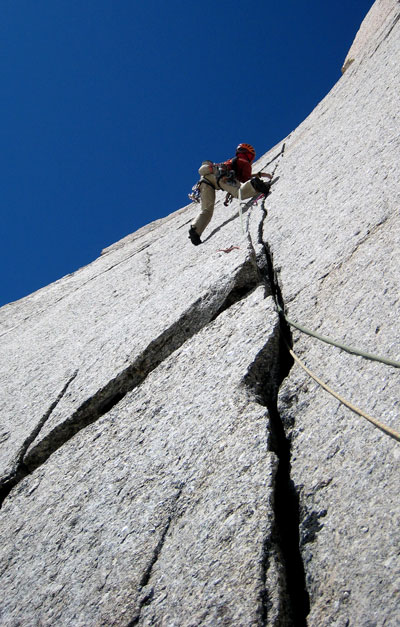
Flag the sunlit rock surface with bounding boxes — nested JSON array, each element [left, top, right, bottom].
[[0, 2, 399, 624], [342, 0, 399, 72]]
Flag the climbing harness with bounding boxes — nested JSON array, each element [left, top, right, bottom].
[[215, 162, 237, 189], [188, 177, 219, 203]]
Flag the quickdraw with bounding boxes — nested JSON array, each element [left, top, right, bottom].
[[188, 176, 219, 203], [188, 182, 201, 203], [224, 193, 233, 206]]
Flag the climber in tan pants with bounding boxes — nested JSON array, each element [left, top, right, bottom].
[[189, 143, 272, 245]]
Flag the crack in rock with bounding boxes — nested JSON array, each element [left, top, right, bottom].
[[0, 245, 152, 339], [242, 322, 310, 625], [372, 12, 400, 56], [128, 486, 183, 626], [317, 212, 392, 290], [0, 371, 78, 507], [251, 211, 310, 625], [5, 260, 261, 500], [300, 509, 328, 546]]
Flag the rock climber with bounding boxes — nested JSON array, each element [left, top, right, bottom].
[[188, 143, 272, 246]]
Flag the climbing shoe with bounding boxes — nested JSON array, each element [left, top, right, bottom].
[[251, 177, 271, 195], [189, 226, 202, 246]]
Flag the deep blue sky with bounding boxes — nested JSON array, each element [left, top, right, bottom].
[[0, 0, 374, 307]]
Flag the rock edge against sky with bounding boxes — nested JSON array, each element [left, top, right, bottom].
[[0, 1, 399, 625]]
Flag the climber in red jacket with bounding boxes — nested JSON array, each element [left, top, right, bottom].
[[189, 143, 272, 245]]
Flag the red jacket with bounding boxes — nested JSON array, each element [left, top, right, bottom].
[[223, 154, 252, 183], [235, 154, 252, 182]]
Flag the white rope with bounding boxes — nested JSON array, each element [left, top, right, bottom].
[[238, 187, 245, 234]]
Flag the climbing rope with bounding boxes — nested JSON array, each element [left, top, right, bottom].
[[275, 302, 400, 440], [258, 141, 399, 441], [277, 304, 400, 369], [236, 142, 286, 235], [238, 193, 265, 234], [287, 345, 400, 442], [238, 188, 245, 234], [277, 307, 400, 441]]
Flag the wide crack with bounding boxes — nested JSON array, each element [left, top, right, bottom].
[[1, 215, 310, 625], [242, 305, 309, 625], [267, 395, 310, 625], [0, 260, 261, 507], [252, 221, 310, 624]]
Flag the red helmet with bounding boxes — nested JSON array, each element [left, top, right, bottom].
[[236, 143, 256, 161]]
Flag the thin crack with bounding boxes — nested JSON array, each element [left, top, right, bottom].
[[128, 486, 183, 626], [202, 204, 252, 242], [317, 213, 391, 292], [6, 261, 261, 494], [263, 143, 286, 168], [371, 12, 400, 56], [0, 370, 78, 507], [0, 245, 153, 339]]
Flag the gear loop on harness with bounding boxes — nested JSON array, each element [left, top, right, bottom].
[[188, 181, 201, 203], [188, 177, 217, 203], [215, 163, 238, 189]]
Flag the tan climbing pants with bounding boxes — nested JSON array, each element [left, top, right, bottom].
[[191, 161, 258, 236]]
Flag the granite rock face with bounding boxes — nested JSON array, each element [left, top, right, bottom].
[[0, 1, 399, 625], [0, 288, 288, 625], [342, 0, 399, 72]]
